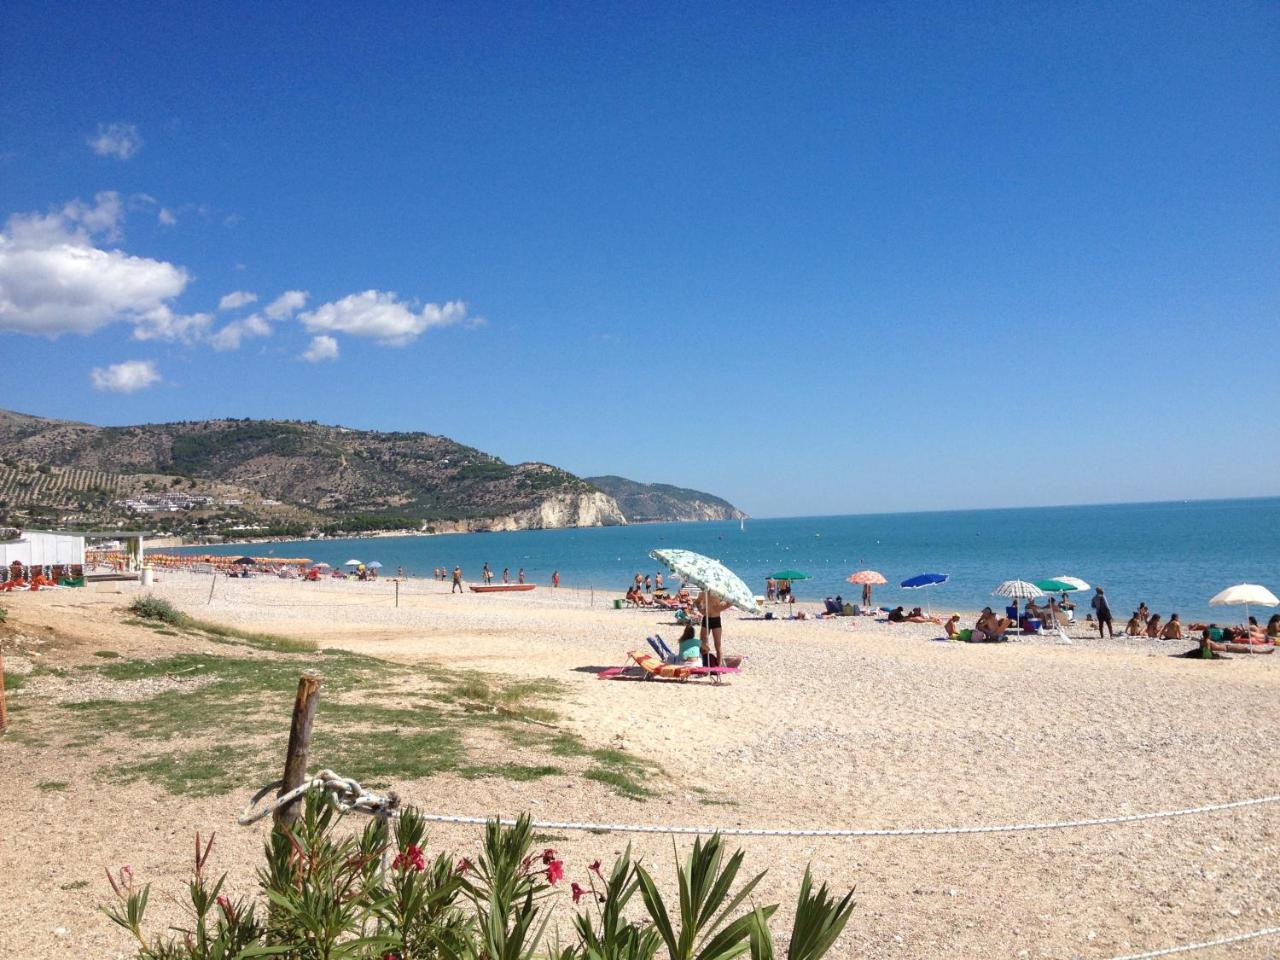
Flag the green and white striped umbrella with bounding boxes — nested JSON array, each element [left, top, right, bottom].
[[650, 548, 759, 615]]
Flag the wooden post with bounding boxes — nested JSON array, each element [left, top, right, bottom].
[[207, 572, 217, 605], [0, 647, 8, 734], [274, 672, 322, 830], [395, 580, 399, 608]]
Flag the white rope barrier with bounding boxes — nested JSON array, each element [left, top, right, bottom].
[[1105, 925, 1280, 960], [239, 772, 1280, 959], [238, 770, 1280, 837]]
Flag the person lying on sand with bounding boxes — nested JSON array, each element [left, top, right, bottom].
[[903, 606, 941, 624], [1160, 614, 1183, 640], [887, 606, 907, 623]]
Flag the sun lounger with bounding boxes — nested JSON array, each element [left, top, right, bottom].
[[598, 650, 740, 683]]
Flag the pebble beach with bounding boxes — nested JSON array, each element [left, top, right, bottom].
[[2, 571, 1278, 959]]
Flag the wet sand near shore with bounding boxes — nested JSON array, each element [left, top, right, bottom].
[[2, 572, 1278, 959]]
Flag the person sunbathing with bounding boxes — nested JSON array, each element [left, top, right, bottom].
[[1267, 615, 1280, 641], [1125, 613, 1144, 636], [624, 586, 648, 606], [887, 606, 907, 623], [903, 606, 941, 624], [1160, 614, 1183, 641], [944, 614, 962, 639], [1145, 614, 1163, 638], [1137, 603, 1150, 624], [973, 608, 1011, 642]]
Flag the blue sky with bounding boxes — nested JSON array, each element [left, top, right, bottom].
[[1, 1, 1277, 517]]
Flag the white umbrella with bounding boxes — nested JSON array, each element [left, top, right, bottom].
[[650, 548, 758, 615], [367, 561, 383, 569], [1209, 583, 1279, 626], [993, 580, 1045, 600], [344, 559, 362, 567]]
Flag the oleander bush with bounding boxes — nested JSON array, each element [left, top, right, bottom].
[[104, 793, 854, 960]]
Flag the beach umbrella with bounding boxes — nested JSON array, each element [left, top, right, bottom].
[[312, 562, 331, 569], [847, 569, 887, 606], [993, 580, 1045, 615], [900, 572, 949, 615], [650, 548, 758, 615], [1032, 578, 1076, 594], [367, 561, 383, 569], [344, 559, 362, 567], [1047, 575, 1090, 592], [769, 570, 810, 580], [1209, 583, 1279, 626]]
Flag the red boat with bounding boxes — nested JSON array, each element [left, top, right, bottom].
[[469, 583, 537, 593]]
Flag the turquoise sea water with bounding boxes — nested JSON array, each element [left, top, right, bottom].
[[167, 497, 1280, 622]]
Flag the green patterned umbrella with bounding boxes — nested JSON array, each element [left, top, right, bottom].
[[650, 548, 759, 615]]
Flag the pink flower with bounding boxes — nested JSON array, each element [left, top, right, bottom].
[[571, 881, 587, 904], [455, 857, 472, 875], [588, 860, 603, 879], [541, 848, 558, 865], [545, 859, 564, 885], [392, 844, 426, 872], [216, 895, 235, 922]]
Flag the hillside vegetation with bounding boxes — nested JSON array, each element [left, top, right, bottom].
[[0, 410, 622, 536]]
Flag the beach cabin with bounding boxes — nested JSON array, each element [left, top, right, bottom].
[[0, 529, 86, 582]]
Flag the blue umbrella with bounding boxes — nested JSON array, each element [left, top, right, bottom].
[[900, 572, 949, 616], [901, 573, 949, 589]]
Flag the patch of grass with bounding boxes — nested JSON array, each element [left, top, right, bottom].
[[155, 628, 181, 636], [532, 832, 569, 844], [126, 597, 316, 653], [314, 726, 466, 787], [38, 780, 69, 791], [584, 767, 652, 800], [60, 880, 89, 891], [130, 595, 186, 625], [461, 763, 563, 782], [110, 743, 271, 798], [93, 650, 121, 658], [503, 728, 660, 799], [3, 670, 26, 692]]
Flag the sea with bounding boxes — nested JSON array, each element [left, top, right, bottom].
[[166, 497, 1280, 623]]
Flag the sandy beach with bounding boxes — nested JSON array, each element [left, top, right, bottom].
[[2, 571, 1278, 960]]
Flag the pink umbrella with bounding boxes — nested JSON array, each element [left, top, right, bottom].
[[847, 569, 887, 607]]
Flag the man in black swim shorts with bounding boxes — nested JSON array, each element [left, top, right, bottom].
[[696, 590, 731, 667]]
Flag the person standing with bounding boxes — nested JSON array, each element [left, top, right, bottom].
[[696, 589, 731, 667], [1091, 587, 1114, 638], [517, 567, 525, 584], [502, 567, 510, 584], [482, 562, 493, 585], [451, 565, 463, 594], [551, 570, 560, 590]]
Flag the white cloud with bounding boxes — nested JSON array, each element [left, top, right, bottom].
[[218, 290, 258, 311], [210, 313, 271, 351], [264, 289, 307, 319], [0, 197, 190, 337], [87, 123, 142, 160], [299, 290, 471, 346], [90, 359, 161, 393], [158, 208, 177, 226], [302, 334, 339, 362], [131, 305, 213, 343]]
